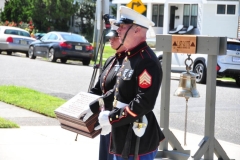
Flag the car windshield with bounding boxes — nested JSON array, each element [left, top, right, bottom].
[[61, 33, 88, 42], [227, 42, 240, 51], [4, 29, 31, 37]]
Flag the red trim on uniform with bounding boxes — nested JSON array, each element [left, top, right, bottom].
[[128, 46, 148, 58], [126, 106, 137, 117], [110, 116, 126, 124], [145, 49, 152, 58], [140, 51, 144, 59], [102, 58, 116, 93]]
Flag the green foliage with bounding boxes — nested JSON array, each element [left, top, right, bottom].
[[75, 0, 96, 41], [31, 0, 80, 32], [1, 0, 32, 22]]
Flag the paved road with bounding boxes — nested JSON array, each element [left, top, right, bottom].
[[0, 52, 240, 146]]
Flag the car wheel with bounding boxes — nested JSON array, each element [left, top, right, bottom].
[[28, 46, 36, 59], [235, 77, 240, 87], [60, 58, 67, 63], [48, 48, 57, 62], [193, 62, 206, 84], [7, 51, 12, 55], [82, 60, 90, 66]]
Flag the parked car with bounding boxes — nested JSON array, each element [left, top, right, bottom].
[[28, 31, 94, 65], [0, 26, 36, 57], [34, 33, 46, 40], [156, 38, 240, 87]]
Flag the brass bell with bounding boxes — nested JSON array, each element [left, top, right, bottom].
[[174, 54, 200, 146], [174, 71, 200, 98], [174, 54, 200, 98]]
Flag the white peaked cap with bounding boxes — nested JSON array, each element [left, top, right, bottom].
[[116, 6, 155, 29], [146, 26, 156, 38], [109, 19, 119, 30], [106, 19, 119, 37]]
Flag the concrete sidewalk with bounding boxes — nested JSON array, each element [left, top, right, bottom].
[[0, 102, 240, 160]]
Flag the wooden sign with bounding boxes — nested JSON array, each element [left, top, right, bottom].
[[172, 35, 197, 53], [55, 92, 101, 138]]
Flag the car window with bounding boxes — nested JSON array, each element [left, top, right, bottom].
[[227, 42, 240, 51], [41, 33, 51, 41], [4, 29, 30, 37], [48, 33, 58, 40], [61, 34, 88, 42]]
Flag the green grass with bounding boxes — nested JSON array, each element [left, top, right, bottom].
[[0, 117, 19, 128], [217, 77, 235, 81], [0, 85, 66, 118], [91, 44, 115, 65]]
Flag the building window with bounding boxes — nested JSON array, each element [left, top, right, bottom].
[[217, 4, 235, 15], [217, 5, 225, 14], [183, 4, 197, 28], [152, 4, 164, 27], [227, 5, 235, 15]]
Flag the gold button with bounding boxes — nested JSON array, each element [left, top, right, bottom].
[[142, 50, 144, 52], [128, 52, 130, 55], [116, 88, 118, 92], [110, 118, 112, 121], [122, 112, 125, 115], [116, 115, 118, 118]]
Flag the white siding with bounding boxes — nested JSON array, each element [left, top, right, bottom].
[[201, 3, 238, 37]]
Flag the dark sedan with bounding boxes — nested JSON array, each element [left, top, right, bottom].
[[28, 31, 94, 65]]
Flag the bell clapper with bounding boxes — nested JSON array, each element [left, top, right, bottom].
[[184, 97, 189, 146]]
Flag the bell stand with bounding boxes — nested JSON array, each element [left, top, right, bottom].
[[155, 35, 231, 160]]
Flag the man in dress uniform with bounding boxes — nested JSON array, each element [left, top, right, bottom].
[[80, 19, 126, 160], [89, 6, 165, 160]]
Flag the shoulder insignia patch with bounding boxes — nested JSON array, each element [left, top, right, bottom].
[[138, 69, 152, 88]]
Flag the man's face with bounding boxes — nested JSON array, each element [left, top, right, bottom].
[[116, 24, 136, 43], [109, 37, 121, 50]]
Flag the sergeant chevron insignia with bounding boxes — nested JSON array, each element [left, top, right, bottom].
[[138, 69, 152, 88]]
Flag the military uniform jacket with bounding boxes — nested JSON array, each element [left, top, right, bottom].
[[101, 42, 165, 156], [89, 52, 125, 113]]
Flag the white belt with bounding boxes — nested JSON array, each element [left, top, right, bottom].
[[115, 101, 128, 109]]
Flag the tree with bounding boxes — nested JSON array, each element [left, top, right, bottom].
[[75, 0, 96, 41], [1, 0, 31, 23], [30, 0, 79, 32]]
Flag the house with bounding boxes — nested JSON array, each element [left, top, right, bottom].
[[112, 0, 240, 38]]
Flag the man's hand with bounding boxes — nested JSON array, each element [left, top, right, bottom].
[[98, 111, 111, 135], [79, 106, 93, 122]]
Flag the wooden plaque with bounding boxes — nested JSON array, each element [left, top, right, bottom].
[[172, 35, 197, 53], [55, 92, 101, 138]]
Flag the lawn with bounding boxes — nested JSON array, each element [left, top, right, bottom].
[[91, 44, 115, 65], [0, 85, 66, 118]]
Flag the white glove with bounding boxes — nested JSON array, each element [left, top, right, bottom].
[[79, 106, 93, 122], [98, 111, 111, 135], [132, 115, 148, 137], [100, 125, 111, 135], [98, 111, 111, 126], [94, 125, 101, 130]]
